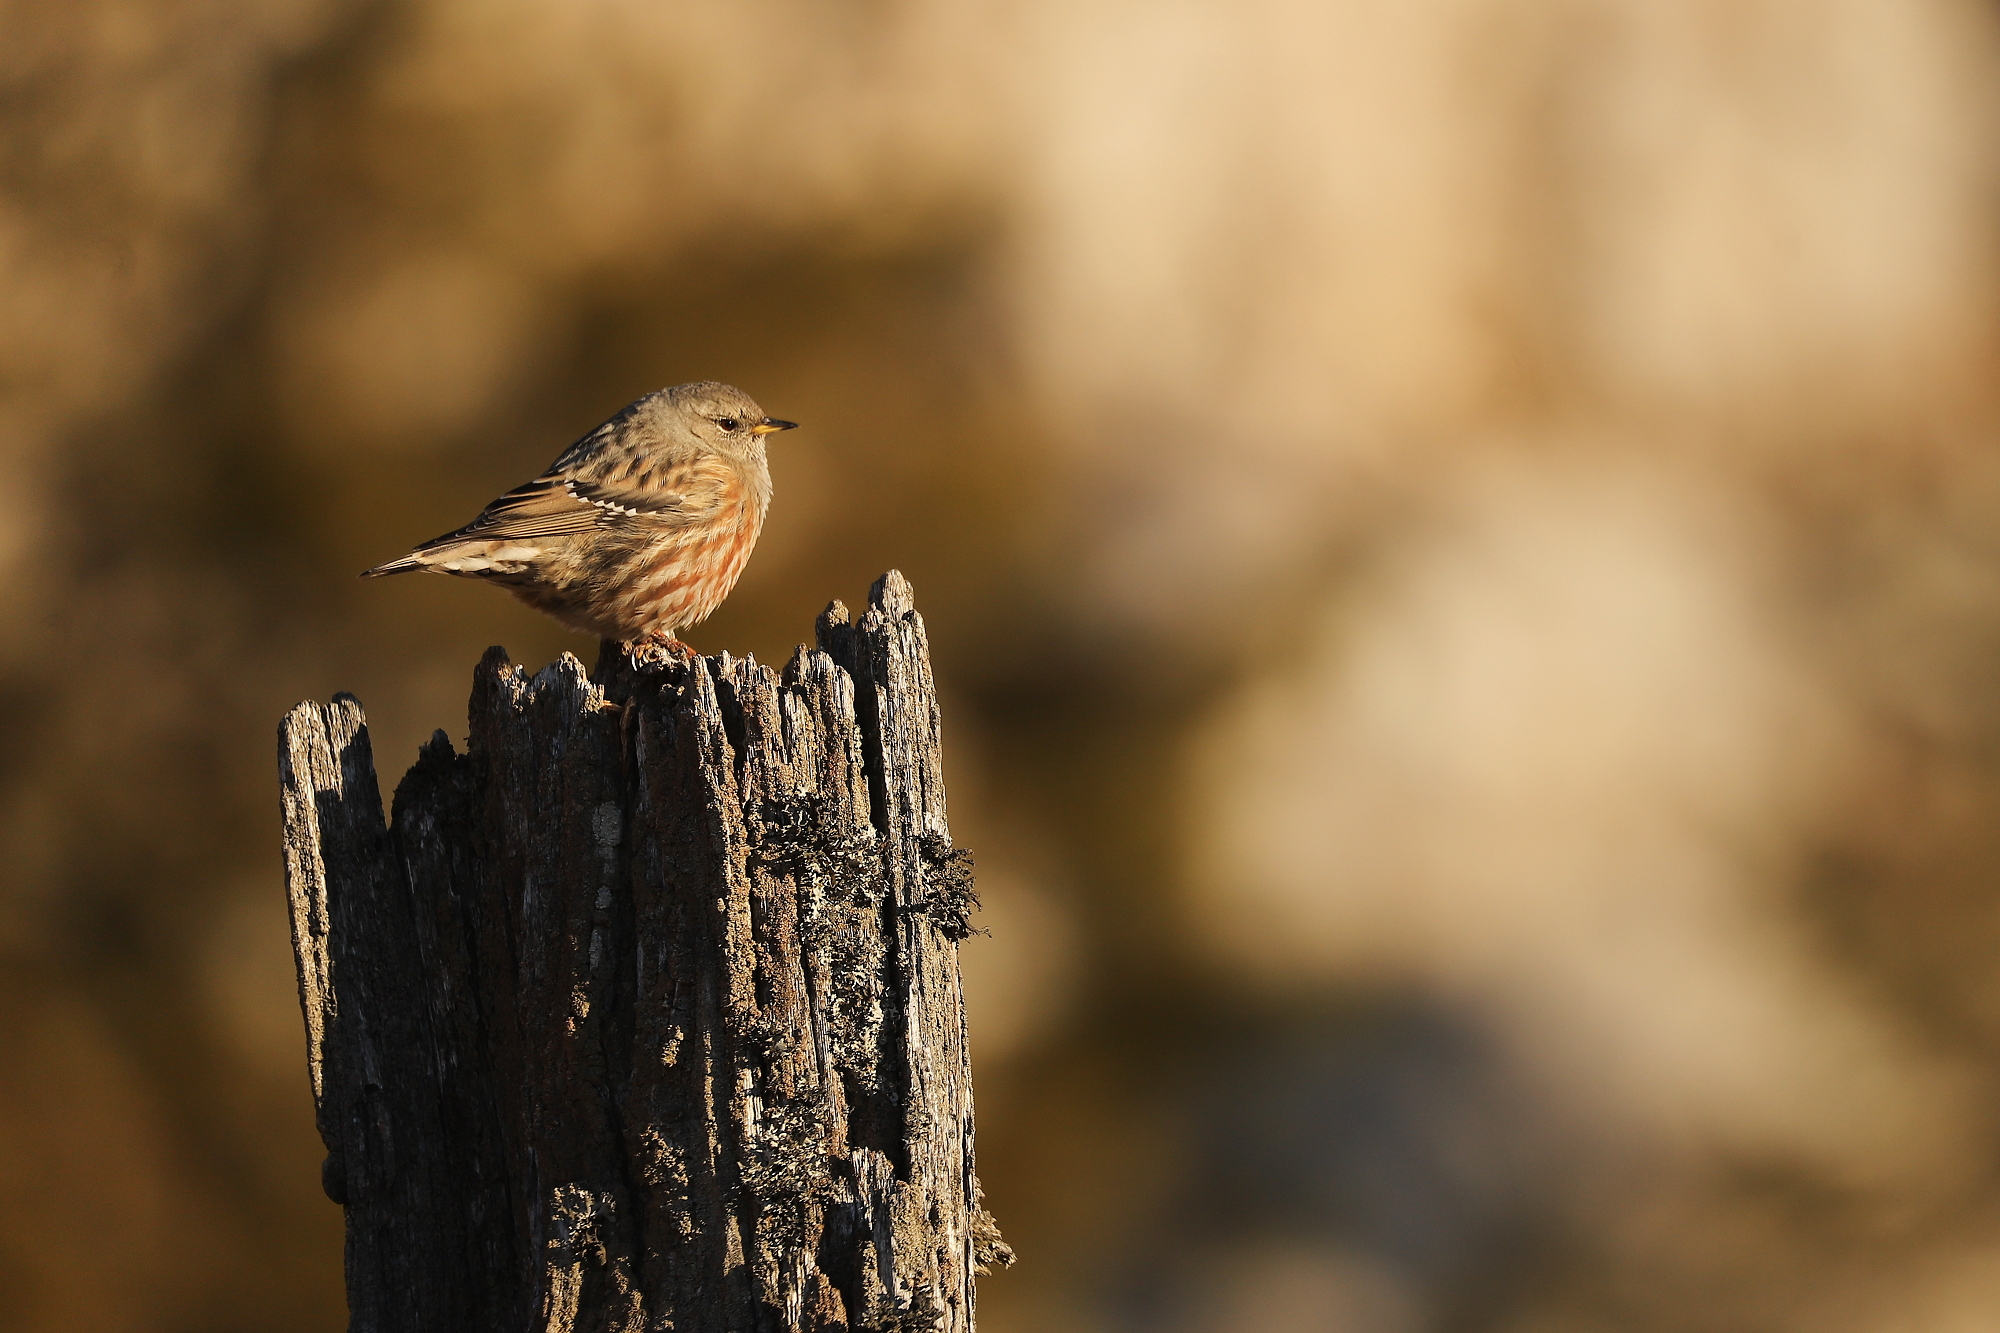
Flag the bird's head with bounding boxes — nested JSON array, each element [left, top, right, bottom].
[[660, 381, 798, 456]]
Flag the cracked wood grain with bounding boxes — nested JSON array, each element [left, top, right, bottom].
[[278, 571, 1010, 1333]]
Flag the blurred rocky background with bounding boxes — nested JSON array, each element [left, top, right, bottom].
[[8, 0, 2000, 1328]]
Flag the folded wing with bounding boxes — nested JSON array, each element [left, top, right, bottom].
[[361, 454, 740, 577]]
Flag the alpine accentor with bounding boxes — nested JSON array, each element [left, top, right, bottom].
[[363, 382, 795, 654]]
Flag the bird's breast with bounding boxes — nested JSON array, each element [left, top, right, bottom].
[[610, 494, 767, 633]]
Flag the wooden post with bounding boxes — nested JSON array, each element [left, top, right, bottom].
[[278, 571, 1010, 1333]]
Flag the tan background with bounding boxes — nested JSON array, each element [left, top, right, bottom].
[[8, 1, 2000, 1329]]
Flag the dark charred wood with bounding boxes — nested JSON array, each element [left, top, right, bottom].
[[278, 571, 1008, 1333]]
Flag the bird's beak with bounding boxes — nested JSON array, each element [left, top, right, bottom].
[[751, 418, 798, 435]]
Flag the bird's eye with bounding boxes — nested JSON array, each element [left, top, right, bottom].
[[716, 417, 740, 432]]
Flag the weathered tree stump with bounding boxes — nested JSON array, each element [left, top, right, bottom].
[[278, 571, 1009, 1333]]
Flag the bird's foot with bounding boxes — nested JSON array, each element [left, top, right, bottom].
[[624, 631, 698, 674]]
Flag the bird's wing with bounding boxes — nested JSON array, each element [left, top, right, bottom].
[[562, 451, 741, 524], [421, 455, 738, 547], [423, 477, 599, 543]]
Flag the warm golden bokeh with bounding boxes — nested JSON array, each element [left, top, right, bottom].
[[8, 0, 2000, 1328]]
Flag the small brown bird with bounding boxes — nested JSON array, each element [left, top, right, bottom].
[[363, 382, 795, 655]]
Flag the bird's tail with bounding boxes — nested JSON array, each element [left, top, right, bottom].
[[360, 553, 427, 577]]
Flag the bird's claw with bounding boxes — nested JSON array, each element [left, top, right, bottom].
[[624, 632, 698, 674]]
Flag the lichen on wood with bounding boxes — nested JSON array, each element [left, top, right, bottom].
[[278, 571, 1009, 1333]]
